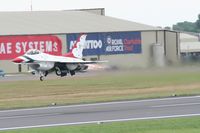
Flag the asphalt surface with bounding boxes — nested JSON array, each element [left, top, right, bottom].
[[0, 74, 38, 82], [0, 96, 200, 131], [0, 71, 97, 82]]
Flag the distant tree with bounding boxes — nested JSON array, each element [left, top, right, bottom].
[[195, 14, 200, 28], [173, 21, 197, 32], [173, 14, 200, 33]]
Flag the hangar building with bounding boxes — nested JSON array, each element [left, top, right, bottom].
[[180, 33, 200, 62], [0, 8, 180, 73]]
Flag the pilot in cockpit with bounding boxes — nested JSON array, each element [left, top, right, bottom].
[[26, 49, 41, 55]]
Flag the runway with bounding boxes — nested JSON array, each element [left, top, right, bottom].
[[0, 96, 200, 131], [0, 71, 100, 82]]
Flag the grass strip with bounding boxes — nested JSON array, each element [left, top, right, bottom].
[[1, 116, 200, 133], [0, 70, 200, 109]]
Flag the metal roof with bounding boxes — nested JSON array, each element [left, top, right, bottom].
[[0, 10, 160, 36], [180, 33, 199, 42], [180, 33, 200, 53]]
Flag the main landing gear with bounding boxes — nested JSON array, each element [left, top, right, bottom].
[[69, 70, 75, 76]]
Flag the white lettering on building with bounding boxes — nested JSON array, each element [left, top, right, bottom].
[[15, 41, 58, 53], [70, 40, 102, 50], [111, 39, 123, 45], [0, 42, 12, 54], [106, 45, 124, 52]]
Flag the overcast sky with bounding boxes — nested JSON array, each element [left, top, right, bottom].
[[0, 0, 199, 27]]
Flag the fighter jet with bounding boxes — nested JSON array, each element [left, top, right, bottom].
[[12, 34, 105, 81]]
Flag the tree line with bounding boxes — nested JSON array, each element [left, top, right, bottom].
[[173, 14, 200, 33]]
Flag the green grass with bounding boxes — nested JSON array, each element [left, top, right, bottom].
[[1, 69, 200, 109], [1, 116, 200, 133]]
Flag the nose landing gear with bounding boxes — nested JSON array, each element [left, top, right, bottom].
[[39, 71, 48, 81], [40, 76, 44, 81]]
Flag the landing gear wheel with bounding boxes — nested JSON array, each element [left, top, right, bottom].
[[55, 67, 61, 76], [70, 70, 75, 76], [40, 76, 44, 81]]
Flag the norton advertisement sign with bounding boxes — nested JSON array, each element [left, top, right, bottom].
[[0, 35, 62, 60]]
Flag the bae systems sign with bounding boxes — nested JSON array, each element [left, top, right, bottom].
[[0, 35, 62, 60], [67, 32, 141, 56]]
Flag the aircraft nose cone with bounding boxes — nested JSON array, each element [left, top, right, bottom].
[[12, 57, 24, 63]]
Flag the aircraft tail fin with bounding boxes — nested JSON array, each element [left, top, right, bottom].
[[64, 34, 87, 59]]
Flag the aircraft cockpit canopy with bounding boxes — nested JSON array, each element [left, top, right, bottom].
[[26, 49, 41, 55]]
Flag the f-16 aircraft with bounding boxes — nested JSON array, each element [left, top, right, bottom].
[[12, 34, 105, 81]]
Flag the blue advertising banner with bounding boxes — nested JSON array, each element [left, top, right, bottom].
[[66, 31, 141, 56]]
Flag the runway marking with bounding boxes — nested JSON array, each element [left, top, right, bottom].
[[0, 113, 61, 120], [0, 113, 200, 131], [0, 95, 200, 113], [5, 74, 26, 77], [152, 102, 200, 108], [1, 102, 199, 120]]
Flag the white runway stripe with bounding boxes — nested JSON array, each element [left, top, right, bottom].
[[0, 113, 200, 131]]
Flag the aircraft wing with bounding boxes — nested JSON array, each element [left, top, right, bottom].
[[23, 60, 108, 66], [55, 60, 108, 64]]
